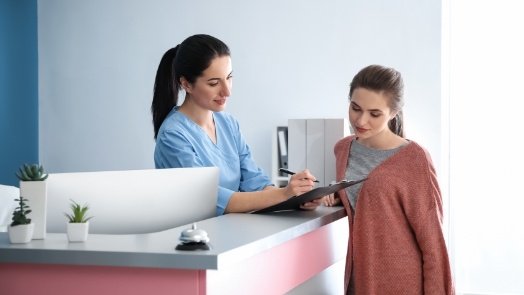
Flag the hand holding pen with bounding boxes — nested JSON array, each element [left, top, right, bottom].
[[279, 168, 321, 210], [279, 168, 319, 183]]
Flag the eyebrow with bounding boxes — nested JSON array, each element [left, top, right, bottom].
[[206, 71, 233, 82], [350, 101, 383, 113]]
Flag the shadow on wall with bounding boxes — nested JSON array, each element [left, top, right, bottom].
[[0, 185, 19, 232]]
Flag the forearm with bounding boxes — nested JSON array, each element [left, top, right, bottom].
[[224, 186, 289, 213], [224, 170, 317, 213]]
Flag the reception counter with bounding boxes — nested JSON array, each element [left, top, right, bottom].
[[0, 206, 348, 295]]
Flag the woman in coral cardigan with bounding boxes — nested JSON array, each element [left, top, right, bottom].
[[325, 65, 454, 294]]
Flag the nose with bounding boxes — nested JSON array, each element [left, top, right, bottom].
[[353, 112, 368, 126], [220, 80, 232, 97]]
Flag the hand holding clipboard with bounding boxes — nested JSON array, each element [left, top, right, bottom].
[[252, 178, 367, 214]]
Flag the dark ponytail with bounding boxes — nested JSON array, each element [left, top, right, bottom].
[[152, 46, 179, 139], [151, 34, 230, 139]]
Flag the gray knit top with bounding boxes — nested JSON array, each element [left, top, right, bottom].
[[345, 139, 407, 210]]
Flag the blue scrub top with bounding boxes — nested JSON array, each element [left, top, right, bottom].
[[154, 107, 272, 215]]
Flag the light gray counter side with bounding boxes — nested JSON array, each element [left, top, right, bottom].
[[0, 206, 347, 270]]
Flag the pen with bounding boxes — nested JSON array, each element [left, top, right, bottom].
[[279, 168, 319, 183]]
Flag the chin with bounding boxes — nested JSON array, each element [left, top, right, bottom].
[[213, 105, 226, 112], [355, 132, 372, 140]]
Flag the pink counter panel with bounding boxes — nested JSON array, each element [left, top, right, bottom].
[[0, 207, 348, 294]]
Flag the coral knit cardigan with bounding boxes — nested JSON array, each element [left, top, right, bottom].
[[334, 136, 455, 295]]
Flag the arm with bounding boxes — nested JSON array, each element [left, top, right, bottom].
[[404, 156, 454, 294], [228, 119, 318, 212], [225, 170, 318, 213]]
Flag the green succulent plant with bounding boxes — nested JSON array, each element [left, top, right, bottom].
[[11, 196, 32, 226], [16, 163, 48, 181], [64, 199, 93, 223]]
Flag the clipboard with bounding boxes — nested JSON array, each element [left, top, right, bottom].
[[252, 178, 367, 214]]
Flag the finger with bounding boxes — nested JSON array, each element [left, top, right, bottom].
[[292, 180, 315, 194], [294, 170, 317, 184], [300, 202, 318, 210], [311, 198, 323, 205], [324, 194, 335, 206], [327, 194, 334, 205]]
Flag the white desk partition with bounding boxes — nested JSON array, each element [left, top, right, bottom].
[[46, 167, 219, 235]]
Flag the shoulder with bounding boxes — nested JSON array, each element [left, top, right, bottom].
[[399, 140, 436, 171], [158, 108, 185, 133], [157, 110, 197, 143], [405, 140, 433, 160]]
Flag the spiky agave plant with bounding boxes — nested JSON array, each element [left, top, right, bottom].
[[64, 200, 93, 223], [11, 196, 32, 226], [16, 163, 48, 181]]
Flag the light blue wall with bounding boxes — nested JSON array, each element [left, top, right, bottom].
[[38, 0, 441, 179], [0, 0, 38, 186]]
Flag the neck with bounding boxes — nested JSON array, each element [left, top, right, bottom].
[[179, 99, 213, 128], [357, 130, 406, 150], [178, 99, 217, 144]]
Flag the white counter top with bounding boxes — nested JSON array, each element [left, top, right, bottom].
[[0, 206, 346, 270]]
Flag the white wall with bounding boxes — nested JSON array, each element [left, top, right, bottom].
[[446, 0, 524, 294], [38, 0, 442, 180]]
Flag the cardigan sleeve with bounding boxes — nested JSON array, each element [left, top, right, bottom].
[[403, 149, 455, 294]]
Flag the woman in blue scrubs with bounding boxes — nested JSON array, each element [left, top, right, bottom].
[[151, 34, 319, 215]]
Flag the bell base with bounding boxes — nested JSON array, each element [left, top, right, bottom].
[[175, 242, 210, 251]]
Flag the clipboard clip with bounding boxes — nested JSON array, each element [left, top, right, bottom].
[[330, 178, 367, 186]]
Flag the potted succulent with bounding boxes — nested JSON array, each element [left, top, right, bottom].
[[16, 163, 48, 240], [65, 199, 93, 242], [8, 196, 34, 243]]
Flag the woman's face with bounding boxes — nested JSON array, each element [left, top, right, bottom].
[[184, 55, 233, 112], [349, 87, 397, 141]]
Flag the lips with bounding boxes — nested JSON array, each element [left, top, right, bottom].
[[355, 127, 368, 133], [215, 99, 226, 105]]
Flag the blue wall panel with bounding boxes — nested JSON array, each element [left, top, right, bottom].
[[0, 0, 38, 186]]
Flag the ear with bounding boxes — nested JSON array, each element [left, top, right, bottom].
[[179, 77, 192, 93]]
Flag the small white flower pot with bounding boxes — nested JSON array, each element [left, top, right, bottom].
[[8, 223, 35, 243], [19, 180, 47, 239], [67, 222, 89, 242]]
